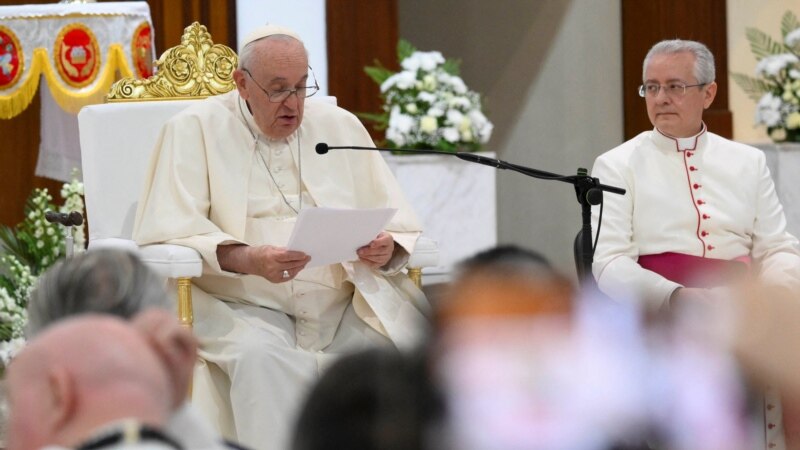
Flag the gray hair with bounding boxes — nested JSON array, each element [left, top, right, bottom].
[[237, 34, 308, 70], [643, 39, 716, 84], [26, 249, 169, 337]]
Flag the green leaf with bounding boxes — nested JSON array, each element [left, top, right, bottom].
[[442, 58, 461, 76], [731, 72, 772, 102], [781, 10, 800, 39], [356, 111, 388, 124], [0, 226, 28, 267], [746, 27, 788, 60], [363, 65, 394, 86], [397, 39, 416, 61]]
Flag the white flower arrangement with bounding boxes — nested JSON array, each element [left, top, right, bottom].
[[0, 171, 84, 368], [362, 40, 493, 152], [732, 10, 800, 142]]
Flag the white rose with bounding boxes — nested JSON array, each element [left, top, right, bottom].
[[442, 127, 460, 143], [388, 106, 415, 134], [458, 117, 473, 133], [787, 112, 800, 129], [449, 76, 468, 94], [417, 92, 437, 103], [419, 116, 438, 134], [477, 122, 494, 143], [460, 129, 474, 142], [405, 103, 418, 114], [428, 107, 445, 117], [446, 109, 464, 125], [771, 127, 788, 141], [756, 93, 783, 127], [380, 71, 417, 92], [423, 74, 437, 91]]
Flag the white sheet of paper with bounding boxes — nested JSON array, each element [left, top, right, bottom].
[[286, 207, 397, 268]]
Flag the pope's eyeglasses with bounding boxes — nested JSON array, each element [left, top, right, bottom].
[[242, 67, 319, 103]]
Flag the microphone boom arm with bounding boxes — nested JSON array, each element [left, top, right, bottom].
[[316, 142, 626, 283]]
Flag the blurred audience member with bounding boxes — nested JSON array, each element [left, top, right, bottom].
[[6, 315, 176, 450], [26, 248, 169, 336], [292, 245, 762, 450], [292, 347, 443, 450], [24, 248, 237, 450]]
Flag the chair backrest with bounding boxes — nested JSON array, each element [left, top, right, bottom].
[[78, 22, 238, 248], [78, 100, 200, 244]]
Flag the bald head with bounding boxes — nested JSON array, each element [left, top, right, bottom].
[[6, 315, 172, 450]]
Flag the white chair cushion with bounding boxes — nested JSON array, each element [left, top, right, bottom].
[[408, 236, 439, 268]]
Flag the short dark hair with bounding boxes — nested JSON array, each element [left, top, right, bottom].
[[292, 348, 443, 450]]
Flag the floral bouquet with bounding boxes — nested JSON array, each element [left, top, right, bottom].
[[731, 10, 800, 142], [361, 40, 493, 152], [0, 173, 84, 367]]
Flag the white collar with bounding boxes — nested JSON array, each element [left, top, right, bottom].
[[652, 122, 707, 152]]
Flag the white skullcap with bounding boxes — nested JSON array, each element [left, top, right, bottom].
[[239, 24, 303, 52]]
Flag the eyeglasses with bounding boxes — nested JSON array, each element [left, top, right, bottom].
[[242, 67, 319, 103], [638, 82, 706, 98]]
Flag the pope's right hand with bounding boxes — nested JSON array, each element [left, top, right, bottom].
[[249, 245, 310, 283]]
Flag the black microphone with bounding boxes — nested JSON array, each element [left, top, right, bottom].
[[45, 211, 84, 227], [315, 142, 329, 154]]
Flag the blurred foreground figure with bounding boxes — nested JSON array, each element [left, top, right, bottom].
[[6, 316, 176, 450], [293, 246, 759, 449], [25, 248, 235, 450], [434, 246, 753, 450]]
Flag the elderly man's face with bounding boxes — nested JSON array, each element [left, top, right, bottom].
[[644, 51, 717, 138], [6, 355, 55, 450], [235, 38, 308, 140]]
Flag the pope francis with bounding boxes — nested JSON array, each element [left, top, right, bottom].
[[133, 25, 429, 450]]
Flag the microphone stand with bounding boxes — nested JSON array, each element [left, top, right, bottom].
[[44, 211, 84, 259], [316, 144, 626, 284], [453, 152, 624, 285]]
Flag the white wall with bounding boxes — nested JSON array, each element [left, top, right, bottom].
[[399, 0, 624, 278], [727, 0, 797, 144], [236, 0, 328, 95]]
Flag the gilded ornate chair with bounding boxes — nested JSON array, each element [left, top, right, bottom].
[[79, 23, 438, 335], [79, 23, 234, 331]]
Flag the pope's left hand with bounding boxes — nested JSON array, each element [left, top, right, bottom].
[[357, 231, 395, 269]]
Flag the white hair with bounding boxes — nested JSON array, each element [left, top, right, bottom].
[[643, 39, 715, 84], [237, 34, 308, 70]]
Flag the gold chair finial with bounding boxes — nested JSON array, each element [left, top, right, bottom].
[[108, 22, 238, 101]]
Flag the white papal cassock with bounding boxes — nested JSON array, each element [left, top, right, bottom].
[[133, 91, 429, 450]]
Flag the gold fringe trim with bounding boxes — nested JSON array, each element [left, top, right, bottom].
[[0, 49, 43, 119], [0, 44, 134, 119]]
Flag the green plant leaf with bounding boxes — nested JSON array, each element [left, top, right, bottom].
[[442, 58, 461, 76], [731, 72, 772, 102], [356, 111, 388, 124], [746, 27, 789, 60], [781, 10, 800, 39], [397, 38, 416, 61], [364, 65, 394, 85], [0, 226, 29, 267]]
